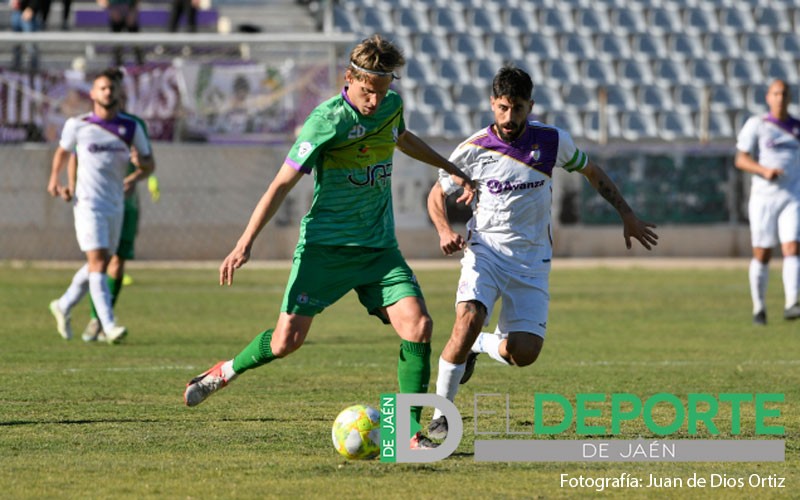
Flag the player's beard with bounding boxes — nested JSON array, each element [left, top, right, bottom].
[[495, 120, 524, 142]]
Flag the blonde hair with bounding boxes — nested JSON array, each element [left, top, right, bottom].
[[348, 34, 406, 81]]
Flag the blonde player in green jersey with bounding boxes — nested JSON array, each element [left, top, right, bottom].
[[183, 35, 475, 448]]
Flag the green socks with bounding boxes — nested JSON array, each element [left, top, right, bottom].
[[232, 329, 278, 374], [89, 276, 122, 320], [397, 340, 431, 430]]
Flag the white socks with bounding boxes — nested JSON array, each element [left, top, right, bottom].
[[750, 259, 769, 314], [782, 255, 799, 308], [472, 332, 511, 366], [432, 357, 465, 420], [58, 264, 90, 313], [89, 272, 116, 331]]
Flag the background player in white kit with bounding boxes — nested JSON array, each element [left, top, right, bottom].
[[47, 68, 155, 343], [426, 66, 658, 438], [735, 79, 800, 325]]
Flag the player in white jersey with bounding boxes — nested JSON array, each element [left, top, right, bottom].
[[47, 68, 154, 343], [735, 79, 800, 325], [426, 66, 658, 439]]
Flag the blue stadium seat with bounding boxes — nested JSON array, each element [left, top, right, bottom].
[[414, 34, 450, 60], [580, 60, 617, 87], [595, 34, 632, 61], [332, 8, 357, 33], [437, 58, 472, 87], [429, 7, 466, 35], [687, 58, 725, 85], [454, 83, 489, 112], [672, 84, 704, 114], [754, 6, 792, 33], [707, 84, 745, 113], [545, 111, 584, 139], [652, 58, 690, 86], [394, 7, 429, 35], [645, 7, 682, 35], [485, 34, 524, 62], [361, 9, 392, 33], [562, 84, 599, 112], [603, 84, 637, 113], [406, 110, 436, 138], [703, 33, 740, 61], [609, 7, 646, 36], [403, 58, 435, 87], [775, 34, 800, 55], [666, 33, 704, 60], [616, 59, 654, 87], [582, 110, 622, 143], [416, 84, 454, 113], [465, 8, 502, 35], [450, 33, 486, 60], [739, 33, 776, 59], [657, 111, 696, 141], [442, 113, 475, 140], [574, 7, 611, 35], [619, 112, 658, 141], [682, 6, 718, 34], [544, 59, 581, 85], [560, 33, 596, 61], [726, 57, 765, 87], [533, 85, 565, 113], [718, 6, 756, 34], [762, 58, 799, 82], [636, 84, 674, 113], [744, 84, 769, 113], [537, 7, 575, 35], [472, 110, 495, 130], [701, 112, 735, 141], [523, 34, 561, 61], [630, 34, 667, 60], [470, 57, 503, 85]]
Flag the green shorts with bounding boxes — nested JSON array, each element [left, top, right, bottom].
[[281, 245, 423, 323], [116, 196, 139, 260]]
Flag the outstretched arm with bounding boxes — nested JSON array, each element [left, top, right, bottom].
[[427, 182, 466, 256], [219, 163, 304, 285], [396, 129, 475, 205], [581, 161, 658, 250]]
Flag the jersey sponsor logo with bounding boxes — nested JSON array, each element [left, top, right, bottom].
[[348, 124, 367, 139], [88, 142, 128, 153], [348, 162, 392, 187], [480, 156, 499, 167], [486, 178, 546, 195], [298, 141, 314, 158]]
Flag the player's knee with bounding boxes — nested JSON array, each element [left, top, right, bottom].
[[414, 313, 433, 342]]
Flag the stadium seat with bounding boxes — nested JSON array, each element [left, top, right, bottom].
[[574, 7, 611, 35], [775, 33, 800, 55], [406, 110, 437, 138], [657, 111, 696, 141], [666, 33, 704, 60], [602, 84, 638, 113], [361, 9, 392, 33], [762, 58, 799, 82], [454, 83, 489, 113], [687, 59, 726, 85], [562, 84, 599, 113], [630, 33, 667, 60], [652, 58, 690, 86], [682, 6, 718, 34], [754, 6, 792, 33], [544, 111, 584, 139], [582, 110, 622, 143], [504, 7, 532, 37], [619, 112, 658, 142], [429, 6, 466, 35], [403, 57, 435, 88], [470, 57, 503, 85], [609, 7, 647, 36], [465, 8, 503, 35], [645, 7, 682, 35], [437, 58, 472, 87], [726, 57, 765, 87], [394, 7, 430, 35], [442, 113, 475, 139], [594, 34, 632, 61], [559, 33, 596, 61], [718, 6, 756, 35], [450, 33, 486, 60], [699, 112, 735, 141], [580, 60, 617, 87], [616, 58, 654, 87], [703, 33, 740, 61], [636, 84, 674, 113], [708, 84, 745, 113], [537, 7, 575, 35], [672, 84, 705, 114], [485, 34, 524, 62], [523, 33, 561, 61], [332, 8, 357, 33], [744, 84, 769, 113], [543, 59, 581, 85], [416, 84, 454, 114], [739, 33, 776, 59], [472, 110, 495, 130], [533, 85, 565, 113], [414, 34, 450, 60]]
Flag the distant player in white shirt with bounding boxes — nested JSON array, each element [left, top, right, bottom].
[[426, 66, 658, 439], [736, 79, 800, 325], [47, 68, 155, 343]]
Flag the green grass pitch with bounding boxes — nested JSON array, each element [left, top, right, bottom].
[[0, 262, 797, 499]]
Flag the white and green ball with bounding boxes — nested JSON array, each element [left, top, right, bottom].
[[331, 404, 381, 460]]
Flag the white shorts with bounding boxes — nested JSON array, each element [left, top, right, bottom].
[[455, 247, 549, 338], [748, 193, 800, 248], [73, 203, 123, 253]]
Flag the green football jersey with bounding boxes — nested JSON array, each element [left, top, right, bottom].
[[285, 88, 405, 248]]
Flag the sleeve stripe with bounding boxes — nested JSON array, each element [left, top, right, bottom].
[[563, 150, 588, 172]]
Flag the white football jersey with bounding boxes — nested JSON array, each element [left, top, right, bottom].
[[736, 113, 800, 198], [439, 121, 588, 274], [59, 112, 152, 213]]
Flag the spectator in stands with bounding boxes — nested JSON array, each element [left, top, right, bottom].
[[97, 0, 144, 66], [735, 79, 800, 325], [425, 65, 658, 441], [167, 0, 199, 32], [10, 0, 40, 72], [37, 0, 73, 30]]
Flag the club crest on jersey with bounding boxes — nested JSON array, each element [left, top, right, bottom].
[[297, 292, 309, 304], [531, 145, 541, 161], [118, 126, 127, 135], [298, 141, 314, 158]]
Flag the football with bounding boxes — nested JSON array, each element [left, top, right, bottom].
[[331, 404, 381, 460]]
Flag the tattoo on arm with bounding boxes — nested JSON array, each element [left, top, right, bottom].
[[596, 178, 632, 216]]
